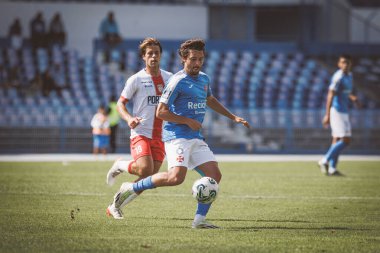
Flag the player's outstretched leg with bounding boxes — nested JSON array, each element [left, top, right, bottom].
[[318, 159, 329, 175], [328, 155, 342, 176], [107, 168, 187, 220], [319, 139, 349, 176], [106, 204, 124, 219], [106, 158, 133, 186], [107, 182, 138, 219], [192, 162, 222, 229], [192, 202, 220, 229]]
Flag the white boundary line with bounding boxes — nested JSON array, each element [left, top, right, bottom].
[[1, 190, 379, 200], [0, 154, 379, 162]]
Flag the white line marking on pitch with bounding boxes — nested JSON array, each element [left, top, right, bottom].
[[1, 191, 379, 200]]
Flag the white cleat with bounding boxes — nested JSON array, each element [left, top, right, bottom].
[[328, 168, 343, 176], [106, 204, 124, 219], [318, 160, 328, 175], [192, 220, 220, 229], [106, 158, 129, 186], [114, 182, 137, 209]]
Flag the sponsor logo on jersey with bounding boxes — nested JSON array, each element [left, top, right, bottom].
[[176, 155, 184, 163], [188, 101, 206, 110], [176, 147, 184, 154], [142, 80, 153, 88], [147, 96, 160, 106], [157, 84, 164, 93]]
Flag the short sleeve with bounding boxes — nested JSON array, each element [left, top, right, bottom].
[[160, 79, 181, 105], [329, 72, 341, 91], [120, 76, 137, 100]]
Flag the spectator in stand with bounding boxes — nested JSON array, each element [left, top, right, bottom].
[[91, 105, 111, 156], [0, 64, 9, 94], [48, 13, 66, 48], [107, 95, 121, 153], [50, 63, 68, 89], [99, 11, 122, 62], [7, 65, 21, 90], [8, 18, 23, 57], [26, 69, 43, 96], [30, 11, 46, 50], [41, 69, 65, 97]]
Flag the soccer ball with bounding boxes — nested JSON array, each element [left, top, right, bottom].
[[192, 177, 219, 204]]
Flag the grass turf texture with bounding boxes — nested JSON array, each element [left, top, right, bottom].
[[0, 161, 379, 253]]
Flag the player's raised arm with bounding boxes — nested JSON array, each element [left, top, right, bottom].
[[206, 95, 250, 128], [156, 102, 201, 130]]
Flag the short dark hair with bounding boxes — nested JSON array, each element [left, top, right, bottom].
[[178, 38, 205, 64], [339, 54, 352, 62], [139, 37, 162, 58]]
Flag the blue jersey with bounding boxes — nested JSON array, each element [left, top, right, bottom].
[[329, 69, 353, 113], [159, 69, 212, 142]]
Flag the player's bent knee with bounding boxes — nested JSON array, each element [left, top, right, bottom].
[[343, 137, 351, 145], [140, 168, 154, 178], [136, 165, 154, 178]]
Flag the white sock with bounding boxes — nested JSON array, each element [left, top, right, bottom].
[[328, 167, 337, 174], [118, 160, 131, 172], [319, 158, 327, 164], [193, 214, 206, 224]]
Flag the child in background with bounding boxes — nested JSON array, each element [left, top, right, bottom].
[[91, 105, 111, 156]]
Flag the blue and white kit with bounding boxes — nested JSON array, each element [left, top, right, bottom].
[[159, 70, 216, 169], [328, 69, 353, 137]]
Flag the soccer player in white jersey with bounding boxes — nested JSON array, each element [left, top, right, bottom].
[[106, 38, 172, 218], [111, 39, 250, 228], [318, 55, 360, 176]]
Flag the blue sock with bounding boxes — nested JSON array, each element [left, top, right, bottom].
[[324, 140, 347, 162], [132, 176, 155, 192], [329, 155, 339, 169], [196, 203, 211, 216], [194, 167, 205, 177]]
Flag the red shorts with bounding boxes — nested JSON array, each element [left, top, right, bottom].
[[130, 135, 165, 162]]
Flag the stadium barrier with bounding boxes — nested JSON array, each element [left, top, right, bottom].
[[1, 109, 379, 154]]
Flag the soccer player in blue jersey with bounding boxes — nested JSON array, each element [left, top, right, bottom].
[[110, 38, 250, 228], [318, 55, 360, 176]]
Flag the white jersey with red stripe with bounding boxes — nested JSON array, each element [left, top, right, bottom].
[[120, 68, 173, 140]]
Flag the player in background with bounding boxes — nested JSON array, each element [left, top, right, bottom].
[[106, 38, 172, 219], [110, 39, 250, 228], [318, 55, 360, 176], [91, 105, 111, 156]]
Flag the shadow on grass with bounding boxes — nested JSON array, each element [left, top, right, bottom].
[[133, 216, 313, 223], [225, 226, 371, 231], [130, 216, 372, 232]]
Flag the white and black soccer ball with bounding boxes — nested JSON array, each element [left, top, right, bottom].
[[192, 177, 219, 204]]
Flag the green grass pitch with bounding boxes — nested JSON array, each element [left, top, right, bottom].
[[0, 161, 379, 253]]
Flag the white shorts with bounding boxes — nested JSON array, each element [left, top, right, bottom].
[[330, 107, 351, 138], [165, 138, 216, 170]]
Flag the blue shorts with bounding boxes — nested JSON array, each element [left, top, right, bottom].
[[93, 135, 110, 149]]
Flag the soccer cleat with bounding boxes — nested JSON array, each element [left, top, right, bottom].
[[318, 160, 328, 175], [328, 170, 344, 176], [114, 182, 137, 208], [106, 158, 129, 186], [192, 220, 220, 229], [106, 204, 124, 219]]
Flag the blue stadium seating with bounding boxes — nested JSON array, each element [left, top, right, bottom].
[[0, 44, 378, 128]]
